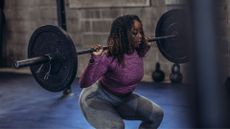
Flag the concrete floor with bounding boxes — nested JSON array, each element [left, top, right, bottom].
[[0, 72, 193, 129]]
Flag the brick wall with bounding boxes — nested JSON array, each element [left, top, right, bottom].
[[3, 0, 187, 82], [4, 0, 57, 64]]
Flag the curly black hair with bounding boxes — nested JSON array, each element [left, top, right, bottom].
[[107, 15, 148, 64]]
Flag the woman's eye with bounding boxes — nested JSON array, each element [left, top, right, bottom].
[[132, 32, 138, 35]]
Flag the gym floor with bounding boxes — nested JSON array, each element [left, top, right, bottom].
[[0, 72, 193, 129]]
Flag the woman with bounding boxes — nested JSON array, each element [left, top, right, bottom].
[[79, 15, 164, 129]]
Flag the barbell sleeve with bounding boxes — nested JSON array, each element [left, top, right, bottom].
[[14, 55, 51, 68], [147, 35, 176, 42]]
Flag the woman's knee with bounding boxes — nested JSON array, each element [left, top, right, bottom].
[[139, 108, 164, 129], [150, 107, 164, 127], [156, 107, 164, 122]]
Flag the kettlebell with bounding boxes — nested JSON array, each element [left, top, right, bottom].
[[152, 62, 165, 82], [170, 63, 183, 83]]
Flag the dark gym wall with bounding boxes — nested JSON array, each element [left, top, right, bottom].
[[3, 1, 57, 67], [3, 0, 186, 80]]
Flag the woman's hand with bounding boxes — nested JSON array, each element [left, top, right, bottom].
[[92, 44, 103, 56], [144, 36, 152, 46]]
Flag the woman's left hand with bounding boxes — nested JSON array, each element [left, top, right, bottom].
[[92, 44, 104, 56]]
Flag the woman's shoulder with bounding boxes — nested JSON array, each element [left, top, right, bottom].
[[100, 50, 114, 63]]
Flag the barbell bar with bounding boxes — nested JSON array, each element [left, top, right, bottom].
[[14, 34, 176, 69], [13, 9, 190, 92]]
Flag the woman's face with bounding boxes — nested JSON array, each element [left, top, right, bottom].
[[129, 20, 143, 48]]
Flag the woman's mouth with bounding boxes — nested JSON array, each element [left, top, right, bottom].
[[135, 41, 141, 47]]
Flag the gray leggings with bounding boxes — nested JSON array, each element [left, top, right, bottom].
[[79, 83, 164, 129]]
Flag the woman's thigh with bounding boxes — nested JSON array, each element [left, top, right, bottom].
[[116, 93, 163, 121], [79, 84, 125, 129]]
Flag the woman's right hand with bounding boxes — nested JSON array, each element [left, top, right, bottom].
[[92, 44, 103, 56]]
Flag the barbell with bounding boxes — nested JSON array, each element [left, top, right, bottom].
[[14, 9, 190, 92]]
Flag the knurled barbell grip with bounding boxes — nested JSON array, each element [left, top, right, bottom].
[[14, 55, 51, 68]]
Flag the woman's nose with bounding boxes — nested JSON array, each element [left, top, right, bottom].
[[137, 32, 142, 38]]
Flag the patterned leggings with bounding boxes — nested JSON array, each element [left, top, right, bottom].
[[79, 83, 164, 129]]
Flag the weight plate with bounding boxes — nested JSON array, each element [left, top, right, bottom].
[[28, 25, 77, 92], [155, 9, 190, 63]]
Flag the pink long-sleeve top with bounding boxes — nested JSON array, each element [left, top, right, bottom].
[[79, 48, 150, 94]]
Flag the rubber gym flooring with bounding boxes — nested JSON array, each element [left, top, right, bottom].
[[0, 72, 193, 129]]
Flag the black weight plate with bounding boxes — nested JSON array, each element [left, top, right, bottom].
[[155, 9, 190, 63], [28, 25, 77, 92]]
